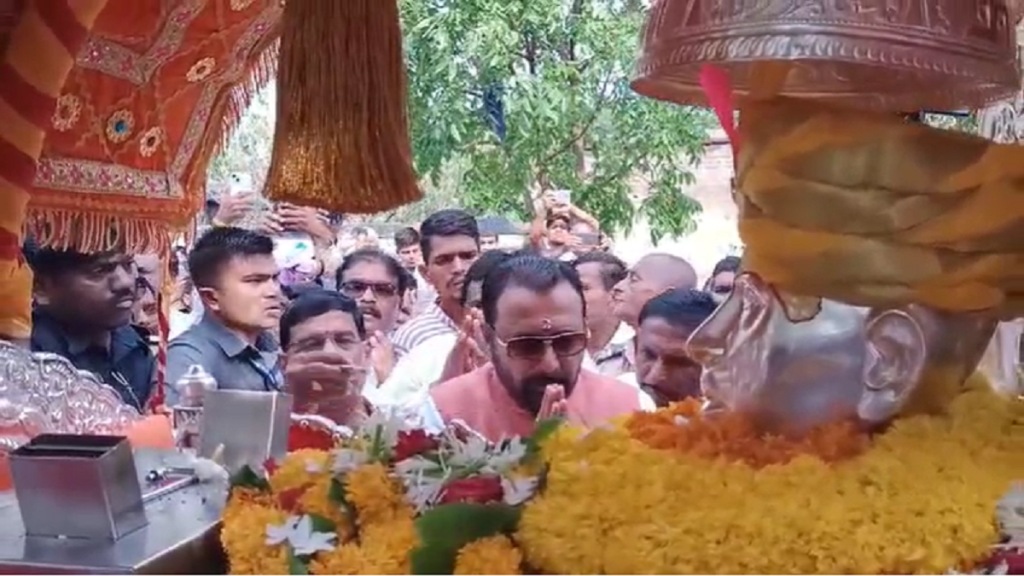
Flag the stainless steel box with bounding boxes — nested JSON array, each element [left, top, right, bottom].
[[9, 434, 146, 540], [199, 390, 292, 473], [0, 449, 226, 574]]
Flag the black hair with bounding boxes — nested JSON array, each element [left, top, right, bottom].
[[419, 209, 479, 261], [335, 248, 409, 295], [187, 226, 274, 288], [638, 288, 718, 333], [283, 282, 325, 301], [460, 249, 513, 307], [572, 251, 627, 291], [545, 213, 571, 228], [480, 254, 584, 326], [400, 267, 417, 292], [26, 246, 113, 278], [712, 255, 742, 277], [394, 227, 420, 251], [279, 289, 366, 349]]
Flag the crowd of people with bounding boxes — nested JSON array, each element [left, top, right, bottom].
[[24, 191, 743, 439]]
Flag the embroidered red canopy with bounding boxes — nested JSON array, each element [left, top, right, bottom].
[[28, 0, 280, 253]]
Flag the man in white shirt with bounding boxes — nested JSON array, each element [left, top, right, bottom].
[[572, 251, 634, 377], [377, 250, 512, 408], [390, 210, 481, 357]]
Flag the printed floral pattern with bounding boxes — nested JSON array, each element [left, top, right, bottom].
[[51, 94, 82, 132], [139, 127, 163, 158], [186, 57, 216, 83], [105, 110, 134, 143]]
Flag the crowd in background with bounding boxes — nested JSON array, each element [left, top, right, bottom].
[[24, 187, 748, 435]]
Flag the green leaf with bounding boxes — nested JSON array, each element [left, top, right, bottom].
[[286, 546, 309, 575], [410, 503, 521, 575], [229, 465, 270, 491], [526, 418, 564, 459], [308, 513, 336, 534], [328, 478, 357, 521]]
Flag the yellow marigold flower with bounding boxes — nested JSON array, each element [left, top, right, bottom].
[[298, 475, 355, 542], [310, 543, 365, 575], [269, 449, 331, 493], [454, 535, 523, 575], [221, 500, 289, 574], [358, 518, 418, 574], [518, 380, 1024, 574], [345, 463, 411, 525]]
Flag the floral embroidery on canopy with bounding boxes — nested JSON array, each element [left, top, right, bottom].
[[27, 0, 282, 254]]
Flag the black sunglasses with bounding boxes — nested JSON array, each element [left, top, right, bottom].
[[495, 332, 587, 359], [340, 280, 398, 298]]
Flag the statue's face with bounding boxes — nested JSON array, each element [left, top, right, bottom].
[[687, 273, 994, 434]]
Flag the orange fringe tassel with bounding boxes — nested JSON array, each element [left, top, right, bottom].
[[625, 399, 870, 468], [264, 0, 421, 214]]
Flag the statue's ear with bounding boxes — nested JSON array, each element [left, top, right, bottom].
[[858, 310, 927, 424]]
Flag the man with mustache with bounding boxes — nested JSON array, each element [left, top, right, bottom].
[[279, 289, 372, 427], [335, 248, 406, 385], [28, 244, 155, 411], [391, 210, 480, 358], [629, 288, 717, 406], [424, 254, 652, 441]]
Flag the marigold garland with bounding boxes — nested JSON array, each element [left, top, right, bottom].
[[221, 374, 1022, 575], [517, 374, 1024, 574], [454, 535, 523, 575], [625, 398, 871, 467], [345, 463, 412, 525]]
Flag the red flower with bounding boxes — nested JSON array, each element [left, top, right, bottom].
[[393, 429, 439, 462], [438, 476, 504, 505], [263, 458, 279, 476], [288, 423, 335, 452], [277, 483, 312, 514], [987, 548, 1024, 574]]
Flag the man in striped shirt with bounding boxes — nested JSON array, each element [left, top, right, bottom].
[[390, 210, 480, 358]]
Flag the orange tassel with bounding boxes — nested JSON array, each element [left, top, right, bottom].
[[265, 0, 422, 214]]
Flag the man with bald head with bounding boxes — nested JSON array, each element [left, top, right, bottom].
[[610, 253, 697, 384], [612, 253, 697, 328]]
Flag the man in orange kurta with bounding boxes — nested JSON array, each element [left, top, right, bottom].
[[426, 254, 651, 441]]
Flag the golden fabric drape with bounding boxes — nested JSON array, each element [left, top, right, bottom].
[[264, 0, 421, 214], [736, 97, 1024, 319]]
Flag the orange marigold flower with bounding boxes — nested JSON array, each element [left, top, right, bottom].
[[625, 399, 869, 467]]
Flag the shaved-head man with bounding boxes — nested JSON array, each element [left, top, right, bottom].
[[612, 253, 697, 328]]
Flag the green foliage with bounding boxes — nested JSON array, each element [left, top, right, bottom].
[[410, 503, 522, 574], [208, 88, 275, 189], [401, 0, 712, 241]]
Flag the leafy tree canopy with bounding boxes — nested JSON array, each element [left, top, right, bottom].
[[402, 0, 713, 241]]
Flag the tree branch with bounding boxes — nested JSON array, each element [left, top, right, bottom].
[[536, 73, 612, 171]]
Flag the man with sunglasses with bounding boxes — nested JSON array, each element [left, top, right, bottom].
[[336, 248, 407, 384], [423, 254, 653, 441]]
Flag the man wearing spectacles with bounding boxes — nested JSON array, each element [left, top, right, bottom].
[[278, 290, 373, 425], [422, 254, 654, 441], [336, 249, 407, 384]]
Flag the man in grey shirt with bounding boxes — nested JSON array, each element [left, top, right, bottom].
[[166, 227, 285, 403]]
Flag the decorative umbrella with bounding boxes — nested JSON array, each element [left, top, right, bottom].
[[0, 0, 419, 341]]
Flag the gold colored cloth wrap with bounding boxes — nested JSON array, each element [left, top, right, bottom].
[[736, 97, 1024, 320], [633, 0, 1021, 112], [264, 0, 422, 214]]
